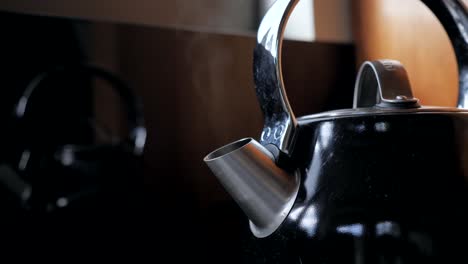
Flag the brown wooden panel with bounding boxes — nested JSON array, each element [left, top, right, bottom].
[[352, 0, 463, 107], [115, 25, 356, 209], [0, 16, 355, 262]]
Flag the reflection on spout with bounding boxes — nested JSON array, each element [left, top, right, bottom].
[[204, 138, 300, 238]]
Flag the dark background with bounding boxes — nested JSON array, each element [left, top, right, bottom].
[[0, 11, 356, 262]]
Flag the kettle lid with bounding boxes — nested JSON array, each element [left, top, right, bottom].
[[298, 59, 468, 122], [254, 0, 468, 159]]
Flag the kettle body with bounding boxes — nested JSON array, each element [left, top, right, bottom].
[[228, 111, 468, 263], [204, 0, 468, 263], [272, 111, 468, 263]]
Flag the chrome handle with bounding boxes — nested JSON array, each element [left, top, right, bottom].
[[254, 0, 468, 149], [254, 0, 299, 157], [422, 0, 468, 108]]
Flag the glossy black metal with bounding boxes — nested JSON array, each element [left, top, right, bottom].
[[207, 0, 468, 262], [246, 112, 468, 263], [421, 0, 468, 108], [243, 1, 468, 263]]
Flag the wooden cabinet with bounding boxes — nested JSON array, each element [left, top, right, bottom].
[[352, 0, 467, 107]]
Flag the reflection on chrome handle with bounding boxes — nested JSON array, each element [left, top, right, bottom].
[[254, 0, 299, 157], [422, 0, 468, 108]]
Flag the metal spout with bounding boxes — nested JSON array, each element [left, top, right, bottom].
[[204, 138, 299, 238]]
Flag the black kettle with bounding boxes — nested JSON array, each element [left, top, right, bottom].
[[204, 0, 468, 263], [0, 64, 147, 224]]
